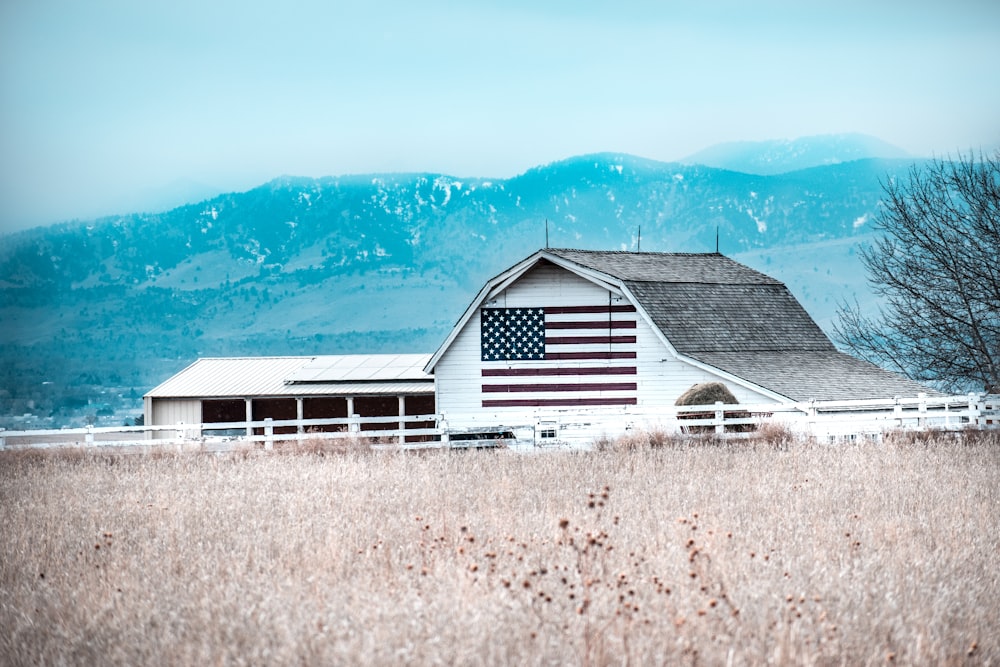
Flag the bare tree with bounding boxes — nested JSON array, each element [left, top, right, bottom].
[[834, 152, 1000, 393]]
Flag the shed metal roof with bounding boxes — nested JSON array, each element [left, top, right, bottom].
[[286, 353, 431, 383], [146, 354, 433, 399]]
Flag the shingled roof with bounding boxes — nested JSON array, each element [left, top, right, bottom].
[[544, 249, 935, 401]]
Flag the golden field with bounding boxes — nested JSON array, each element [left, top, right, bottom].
[[1, 432, 998, 665]]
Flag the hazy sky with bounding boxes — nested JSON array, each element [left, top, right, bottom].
[[1, 0, 998, 233]]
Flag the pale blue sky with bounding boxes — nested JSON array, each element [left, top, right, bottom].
[[1, 0, 998, 232]]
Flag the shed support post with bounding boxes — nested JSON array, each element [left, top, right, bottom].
[[398, 395, 406, 445], [347, 397, 358, 433], [296, 398, 304, 437], [245, 398, 253, 439]]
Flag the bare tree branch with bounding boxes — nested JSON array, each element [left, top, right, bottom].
[[834, 152, 1000, 393]]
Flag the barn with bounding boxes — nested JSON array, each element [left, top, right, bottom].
[[425, 248, 934, 438], [144, 354, 434, 438]]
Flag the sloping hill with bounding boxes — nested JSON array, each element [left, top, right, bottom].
[[682, 134, 910, 175]]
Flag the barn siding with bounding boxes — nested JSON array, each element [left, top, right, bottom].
[[437, 263, 614, 423], [632, 322, 774, 407], [150, 399, 202, 439], [435, 263, 775, 433]]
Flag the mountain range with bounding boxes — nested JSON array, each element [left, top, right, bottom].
[[0, 135, 918, 428]]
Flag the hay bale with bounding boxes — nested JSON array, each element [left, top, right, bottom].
[[675, 382, 754, 434], [675, 382, 738, 407]]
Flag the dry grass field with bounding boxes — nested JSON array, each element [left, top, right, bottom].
[[1, 432, 998, 666]]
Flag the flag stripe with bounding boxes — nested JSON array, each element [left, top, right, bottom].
[[546, 351, 636, 360], [482, 366, 637, 377], [546, 320, 636, 330], [546, 335, 637, 345], [483, 382, 637, 393], [484, 397, 639, 407], [546, 305, 636, 314]]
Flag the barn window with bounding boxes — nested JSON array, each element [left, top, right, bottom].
[[537, 421, 558, 440]]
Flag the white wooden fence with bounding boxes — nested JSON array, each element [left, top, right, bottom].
[[0, 413, 443, 452], [1, 394, 997, 452]]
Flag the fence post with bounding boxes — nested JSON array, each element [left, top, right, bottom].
[[439, 418, 449, 446], [807, 400, 817, 438], [714, 402, 725, 435], [917, 392, 927, 429], [893, 397, 903, 428], [86, 424, 94, 447], [968, 392, 980, 427], [264, 418, 274, 451], [0, 428, 5, 451]]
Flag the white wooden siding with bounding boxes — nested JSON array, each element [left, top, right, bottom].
[[633, 322, 774, 407]]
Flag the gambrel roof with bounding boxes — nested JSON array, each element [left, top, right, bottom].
[[427, 248, 936, 402]]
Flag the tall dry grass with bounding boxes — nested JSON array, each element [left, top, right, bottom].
[[1, 433, 998, 665]]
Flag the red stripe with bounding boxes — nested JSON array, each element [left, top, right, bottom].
[[482, 367, 637, 377], [545, 305, 636, 314], [483, 397, 638, 407], [547, 335, 636, 345], [546, 351, 636, 360], [482, 382, 637, 393], [546, 320, 636, 330]]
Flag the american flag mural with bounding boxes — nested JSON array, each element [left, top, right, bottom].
[[480, 304, 638, 407]]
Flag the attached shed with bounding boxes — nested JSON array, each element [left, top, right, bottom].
[[425, 248, 934, 434], [144, 353, 434, 438]]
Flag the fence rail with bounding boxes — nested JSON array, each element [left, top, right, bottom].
[[2, 394, 998, 452], [0, 413, 444, 452]]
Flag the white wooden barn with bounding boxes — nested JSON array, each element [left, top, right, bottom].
[[425, 248, 934, 439]]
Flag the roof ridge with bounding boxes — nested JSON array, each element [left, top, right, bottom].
[[548, 247, 722, 257]]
